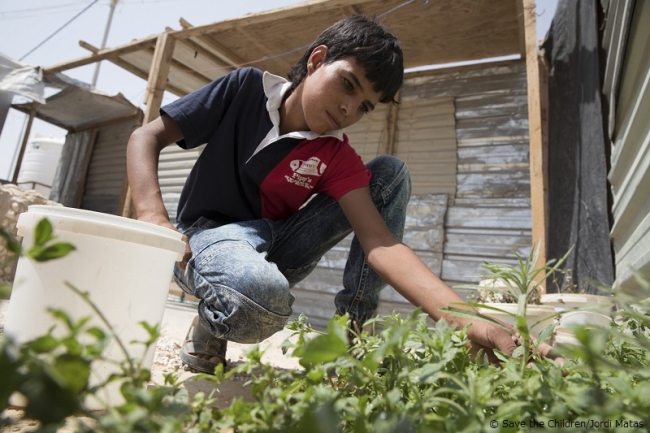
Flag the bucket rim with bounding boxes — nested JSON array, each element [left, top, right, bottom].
[[17, 205, 186, 259]]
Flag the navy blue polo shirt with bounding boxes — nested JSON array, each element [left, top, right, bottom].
[[161, 67, 370, 225]]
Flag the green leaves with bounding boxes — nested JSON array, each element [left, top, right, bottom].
[[28, 242, 76, 262], [26, 218, 76, 262], [2, 221, 649, 432], [0, 226, 22, 256], [293, 314, 349, 368]]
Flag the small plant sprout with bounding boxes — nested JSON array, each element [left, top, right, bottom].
[[441, 243, 573, 371]]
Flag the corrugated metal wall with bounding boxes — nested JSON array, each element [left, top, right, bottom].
[[396, 64, 532, 293], [607, 0, 650, 289], [344, 104, 388, 161], [158, 144, 205, 223], [80, 117, 141, 214], [291, 194, 448, 327], [394, 97, 457, 198]]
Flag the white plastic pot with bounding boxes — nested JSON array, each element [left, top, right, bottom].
[[477, 303, 557, 337], [558, 311, 612, 329], [554, 329, 580, 347], [541, 293, 613, 314], [5, 205, 185, 409], [551, 311, 612, 348]]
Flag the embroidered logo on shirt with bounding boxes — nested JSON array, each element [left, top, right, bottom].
[[285, 157, 327, 190], [290, 157, 327, 176]]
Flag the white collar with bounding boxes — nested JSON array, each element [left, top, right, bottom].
[[262, 71, 344, 141]]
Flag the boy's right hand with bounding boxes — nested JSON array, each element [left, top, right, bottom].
[[139, 215, 192, 270]]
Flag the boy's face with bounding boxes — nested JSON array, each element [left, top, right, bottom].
[[299, 45, 382, 134]]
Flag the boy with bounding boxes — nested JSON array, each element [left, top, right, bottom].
[[127, 15, 552, 373]]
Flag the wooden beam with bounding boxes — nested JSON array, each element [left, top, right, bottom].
[[67, 113, 142, 134], [104, 54, 187, 97], [380, 91, 400, 156], [404, 58, 524, 80], [10, 104, 146, 135], [196, 34, 248, 68], [171, 0, 376, 39], [143, 45, 213, 86], [44, 36, 158, 75], [343, 5, 362, 15], [119, 33, 176, 218], [12, 102, 37, 183], [521, 0, 548, 291], [143, 34, 176, 124], [235, 27, 274, 57], [515, 0, 527, 57], [79, 40, 100, 53], [79, 38, 187, 96], [170, 37, 235, 76], [169, 58, 212, 87], [179, 18, 246, 68], [10, 107, 72, 133]]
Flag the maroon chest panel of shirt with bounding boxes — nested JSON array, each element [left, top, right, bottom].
[[245, 135, 371, 220]]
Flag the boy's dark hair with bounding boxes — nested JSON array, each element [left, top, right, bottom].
[[287, 15, 404, 104]]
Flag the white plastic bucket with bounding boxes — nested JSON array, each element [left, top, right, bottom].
[[553, 329, 580, 347], [5, 205, 185, 409], [540, 293, 613, 314], [477, 303, 557, 337], [558, 311, 612, 329]]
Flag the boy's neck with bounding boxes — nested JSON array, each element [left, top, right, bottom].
[[279, 86, 308, 135]]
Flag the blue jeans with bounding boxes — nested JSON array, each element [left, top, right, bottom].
[[173, 155, 411, 343]]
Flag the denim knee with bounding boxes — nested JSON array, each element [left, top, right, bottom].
[[179, 236, 295, 343], [197, 281, 292, 344], [366, 155, 412, 201]]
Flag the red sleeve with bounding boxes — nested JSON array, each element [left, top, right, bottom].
[[318, 136, 371, 200]]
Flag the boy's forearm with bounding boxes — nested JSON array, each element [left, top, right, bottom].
[[126, 130, 170, 225], [367, 243, 485, 339]]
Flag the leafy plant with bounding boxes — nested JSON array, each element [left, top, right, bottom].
[[0, 219, 187, 431], [442, 244, 572, 372], [1, 220, 75, 299], [2, 222, 650, 432]]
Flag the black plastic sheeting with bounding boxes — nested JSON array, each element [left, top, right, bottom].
[[542, 0, 614, 294]]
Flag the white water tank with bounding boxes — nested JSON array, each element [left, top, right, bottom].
[[17, 133, 65, 197]]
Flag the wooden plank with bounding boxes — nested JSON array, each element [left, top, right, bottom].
[[173, 36, 235, 76], [515, 0, 527, 56], [235, 28, 273, 58], [11, 102, 37, 183], [521, 0, 548, 290], [119, 32, 176, 218], [180, 19, 247, 68], [404, 58, 525, 80], [44, 36, 158, 75], [171, 0, 377, 39], [79, 40, 100, 53], [380, 91, 400, 155], [143, 45, 212, 87], [79, 39, 194, 96], [66, 112, 141, 134]]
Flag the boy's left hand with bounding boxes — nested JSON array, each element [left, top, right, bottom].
[[471, 321, 565, 366]]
